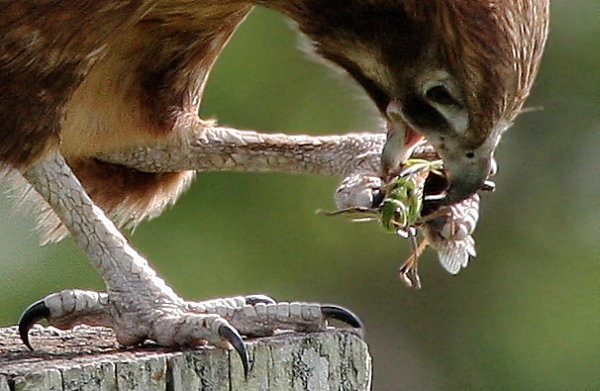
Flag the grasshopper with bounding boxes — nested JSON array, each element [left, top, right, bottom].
[[320, 159, 481, 289]]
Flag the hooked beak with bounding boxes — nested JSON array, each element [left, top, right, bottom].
[[440, 152, 492, 203]]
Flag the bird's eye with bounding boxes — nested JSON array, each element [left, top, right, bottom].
[[424, 85, 462, 109], [420, 75, 469, 134]]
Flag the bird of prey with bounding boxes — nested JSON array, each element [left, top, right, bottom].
[[0, 0, 549, 372]]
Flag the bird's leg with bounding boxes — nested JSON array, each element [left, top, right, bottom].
[[98, 123, 385, 178], [98, 122, 445, 211], [98, 119, 397, 210], [19, 150, 361, 369]]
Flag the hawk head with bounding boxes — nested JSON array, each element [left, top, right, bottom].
[[275, 0, 550, 202]]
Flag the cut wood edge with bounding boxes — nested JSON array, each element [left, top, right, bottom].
[[0, 325, 371, 390]]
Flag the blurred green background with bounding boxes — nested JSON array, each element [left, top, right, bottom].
[[0, 2, 597, 390]]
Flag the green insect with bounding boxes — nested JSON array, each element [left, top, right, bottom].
[[321, 158, 442, 235], [378, 159, 443, 236], [320, 158, 479, 289]]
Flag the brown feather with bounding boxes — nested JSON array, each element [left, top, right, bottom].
[[1, 1, 252, 239]]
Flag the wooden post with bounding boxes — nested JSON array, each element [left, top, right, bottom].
[[0, 325, 371, 390]]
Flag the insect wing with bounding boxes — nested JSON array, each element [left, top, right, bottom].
[[434, 235, 477, 275]]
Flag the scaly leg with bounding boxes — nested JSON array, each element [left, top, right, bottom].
[[98, 123, 389, 210], [19, 150, 361, 374], [96, 122, 442, 209]]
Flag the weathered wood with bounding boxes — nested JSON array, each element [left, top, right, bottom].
[[0, 325, 371, 390]]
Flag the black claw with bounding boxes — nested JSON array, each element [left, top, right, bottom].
[[482, 179, 496, 192], [423, 193, 447, 203], [371, 189, 386, 208], [18, 300, 50, 351], [321, 305, 364, 330], [218, 324, 249, 378], [245, 294, 276, 305]]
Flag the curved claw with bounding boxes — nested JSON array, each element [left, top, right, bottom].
[[245, 294, 276, 306], [424, 193, 446, 203], [482, 179, 496, 192], [321, 305, 364, 331], [218, 324, 249, 378], [371, 189, 385, 208], [18, 300, 50, 351]]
